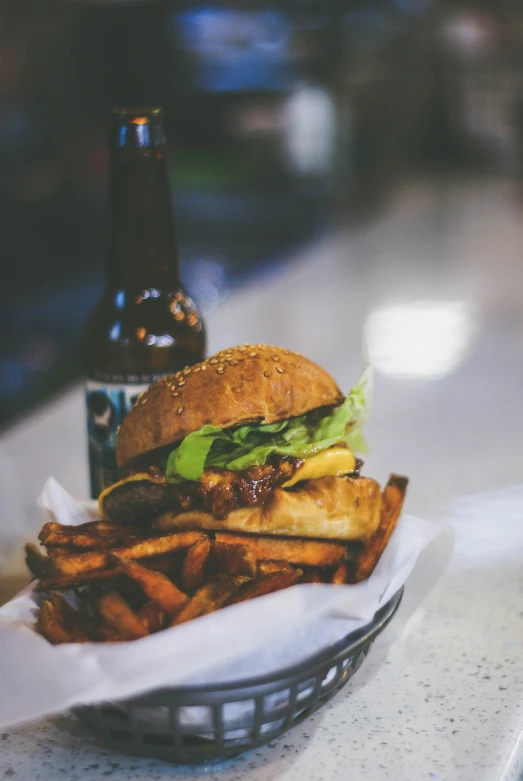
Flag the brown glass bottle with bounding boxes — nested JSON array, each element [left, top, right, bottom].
[[84, 108, 205, 498]]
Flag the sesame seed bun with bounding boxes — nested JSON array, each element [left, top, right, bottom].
[[116, 344, 344, 468]]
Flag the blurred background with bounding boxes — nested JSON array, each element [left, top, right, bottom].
[[4, 0, 520, 428]]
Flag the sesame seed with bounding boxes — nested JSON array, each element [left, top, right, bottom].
[[177, 406, 184, 414], [271, 355, 279, 361], [249, 351, 257, 357], [216, 366, 225, 374], [193, 366, 201, 372], [209, 358, 218, 365], [183, 367, 191, 375], [263, 370, 270, 378], [178, 379, 186, 386], [229, 360, 238, 366], [276, 366, 284, 373], [239, 346, 247, 352], [173, 392, 179, 397], [201, 364, 207, 371]]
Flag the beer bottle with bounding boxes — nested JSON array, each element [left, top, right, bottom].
[[84, 107, 206, 498]]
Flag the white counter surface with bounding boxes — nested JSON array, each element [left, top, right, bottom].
[[1, 176, 523, 780]]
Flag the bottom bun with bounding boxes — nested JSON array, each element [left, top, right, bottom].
[[152, 476, 381, 542]]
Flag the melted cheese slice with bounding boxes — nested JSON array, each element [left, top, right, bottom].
[[281, 447, 356, 488]]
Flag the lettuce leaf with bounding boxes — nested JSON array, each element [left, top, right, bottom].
[[165, 366, 372, 482], [165, 425, 226, 482]]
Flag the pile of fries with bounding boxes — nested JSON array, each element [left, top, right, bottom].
[[25, 475, 407, 645]]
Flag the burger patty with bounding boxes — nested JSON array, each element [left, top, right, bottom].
[[107, 456, 303, 524]]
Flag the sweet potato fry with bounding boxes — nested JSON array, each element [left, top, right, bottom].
[[97, 591, 149, 640], [25, 543, 52, 578], [46, 546, 72, 559], [225, 569, 301, 606], [48, 593, 102, 641], [36, 598, 90, 644], [258, 560, 296, 576], [37, 600, 73, 644], [51, 531, 204, 576], [38, 566, 125, 591], [214, 532, 348, 568], [47, 592, 78, 622], [39, 521, 66, 541], [39, 520, 141, 543], [43, 530, 141, 550], [137, 601, 165, 634], [299, 568, 323, 584], [113, 555, 189, 617], [171, 575, 248, 626], [212, 542, 257, 578], [331, 562, 349, 584], [352, 474, 408, 583], [141, 554, 185, 575], [96, 626, 127, 642], [182, 536, 211, 593]]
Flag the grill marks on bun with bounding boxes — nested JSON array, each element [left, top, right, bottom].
[[116, 345, 344, 468]]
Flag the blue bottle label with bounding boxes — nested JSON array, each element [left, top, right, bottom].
[[86, 378, 156, 499]]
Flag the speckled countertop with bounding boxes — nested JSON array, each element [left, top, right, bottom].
[[1, 177, 523, 779]]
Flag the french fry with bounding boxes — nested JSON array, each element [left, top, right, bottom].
[[171, 575, 248, 626], [331, 562, 349, 584], [352, 474, 408, 583], [258, 560, 296, 576], [46, 546, 73, 559], [212, 542, 257, 578], [96, 625, 127, 643], [39, 521, 67, 541], [39, 554, 181, 591], [47, 592, 79, 622], [38, 566, 125, 591], [97, 591, 149, 640], [43, 530, 141, 550], [36, 599, 90, 644], [137, 601, 165, 634], [36, 600, 74, 644], [49, 593, 103, 642], [51, 531, 204, 576], [25, 543, 52, 578], [299, 568, 323, 584], [182, 536, 211, 593], [214, 532, 348, 568], [141, 553, 185, 575], [39, 520, 142, 543], [225, 569, 301, 606], [113, 555, 189, 617]]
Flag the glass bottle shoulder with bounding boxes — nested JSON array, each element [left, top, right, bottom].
[[85, 286, 205, 343]]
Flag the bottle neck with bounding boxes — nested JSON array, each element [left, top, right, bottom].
[[108, 147, 181, 291]]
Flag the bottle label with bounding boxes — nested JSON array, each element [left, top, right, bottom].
[[86, 375, 164, 499]]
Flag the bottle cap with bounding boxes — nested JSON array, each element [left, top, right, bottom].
[[111, 107, 166, 148]]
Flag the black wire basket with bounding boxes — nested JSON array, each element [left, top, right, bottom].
[[74, 588, 402, 764]]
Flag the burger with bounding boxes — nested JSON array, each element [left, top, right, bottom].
[[98, 344, 385, 545]]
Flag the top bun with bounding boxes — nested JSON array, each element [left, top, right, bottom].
[[116, 344, 343, 467]]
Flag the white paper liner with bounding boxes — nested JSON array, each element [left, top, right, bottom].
[[0, 478, 453, 729]]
